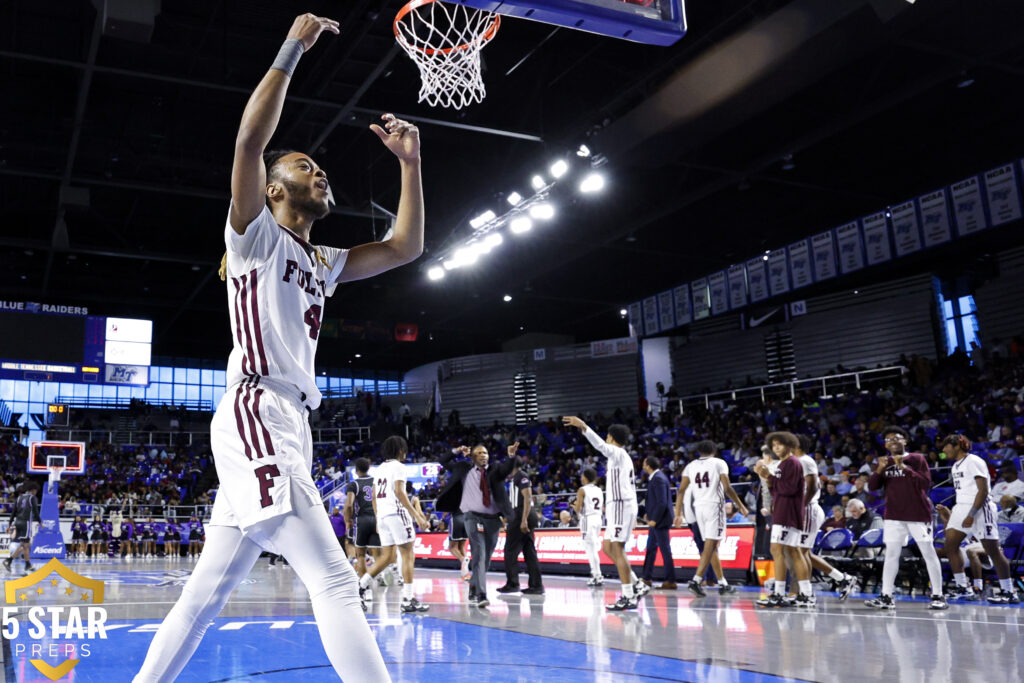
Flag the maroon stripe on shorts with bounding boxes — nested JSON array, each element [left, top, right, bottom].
[[233, 382, 253, 461], [251, 383, 276, 456], [241, 379, 264, 459], [231, 278, 249, 375], [248, 269, 269, 375], [238, 274, 258, 377]]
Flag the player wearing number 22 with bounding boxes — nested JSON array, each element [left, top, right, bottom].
[[134, 13, 423, 683]]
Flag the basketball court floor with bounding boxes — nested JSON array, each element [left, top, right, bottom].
[[1, 560, 1019, 682]]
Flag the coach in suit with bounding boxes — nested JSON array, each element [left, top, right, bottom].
[[436, 441, 520, 607], [641, 456, 678, 588]]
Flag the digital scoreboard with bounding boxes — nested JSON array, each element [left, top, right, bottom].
[[0, 302, 151, 386], [46, 404, 70, 426]]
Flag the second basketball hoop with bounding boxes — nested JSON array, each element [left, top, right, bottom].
[[394, 0, 501, 109]]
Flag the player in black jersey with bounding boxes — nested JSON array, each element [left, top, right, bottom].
[[344, 458, 381, 585]]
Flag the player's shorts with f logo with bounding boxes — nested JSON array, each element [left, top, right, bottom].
[[605, 501, 637, 544], [209, 378, 321, 540]]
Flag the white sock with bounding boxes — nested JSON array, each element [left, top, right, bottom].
[[359, 572, 373, 590], [622, 582, 634, 598], [954, 572, 967, 588], [718, 577, 728, 586], [828, 569, 845, 581], [402, 583, 414, 600], [999, 578, 1013, 592], [798, 580, 812, 596], [973, 579, 983, 591], [629, 571, 639, 584], [773, 581, 785, 596]]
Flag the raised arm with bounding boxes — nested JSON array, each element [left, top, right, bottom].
[[336, 117, 424, 281], [230, 14, 339, 233], [563, 416, 617, 459]]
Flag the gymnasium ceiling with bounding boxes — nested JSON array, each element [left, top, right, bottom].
[[1, 0, 1023, 372]]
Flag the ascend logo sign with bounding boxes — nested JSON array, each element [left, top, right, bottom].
[[3, 559, 108, 680]]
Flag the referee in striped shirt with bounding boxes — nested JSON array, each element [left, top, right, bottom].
[[498, 465, 544, 594]]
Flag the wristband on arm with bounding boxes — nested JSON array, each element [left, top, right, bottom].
[[271, 38, 304, 78]]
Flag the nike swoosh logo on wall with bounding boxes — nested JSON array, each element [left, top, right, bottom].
[[748, 308, 779, 327]]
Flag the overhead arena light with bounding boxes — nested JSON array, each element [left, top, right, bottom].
[[443, 259, 457, 270], [550, 159, 569, 178], [485, 233, 503, 248], [427, 266, 445, 281], [503, 294, 512, 302], [531, 175, 545, 190], [510, 216, 532, 234], [576, 144, 591, 158], [452, 246, 478, 267], [529, 203, 555, 220], [507, 191, 523, 206], [619, 308, 627, 317], [579, 172, 605, 194], [469, 210, 497, 229]]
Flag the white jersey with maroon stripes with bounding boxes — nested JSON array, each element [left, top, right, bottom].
[[682, 456, 729, 507], [582, 427, 638, 510], [372, 459, 408, 519], [223, 204, 348, 410]]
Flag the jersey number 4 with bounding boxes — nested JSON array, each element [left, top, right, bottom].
[[695, 471, 712, 488], [304, 304, 322, 340]]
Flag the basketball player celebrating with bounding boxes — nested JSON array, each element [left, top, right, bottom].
[[562, 416, 647, 610], [862, 427, 947, 610], [753, 432, 810, 608], [672, 440, 748, 597], [794, 435, 858, 602], [573, 468, 605, 586], [357, 436, 430, 613], [941, 434, 1019, 604], [134, 13, 423, 681]]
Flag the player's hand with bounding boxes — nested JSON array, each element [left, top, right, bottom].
[[672, 514, 684, 528], [739, 506, 750, 518], [508, 441, 520, 457], [893, 454, 904, 467], [562, 416, 585, 430], [286, 13, 340, 52], [370, 114, 420, 162], [520, 521, 530, 534], [876, 456, 889, 471], [760, 507, 769, 517], [963, 516, 974, 528]]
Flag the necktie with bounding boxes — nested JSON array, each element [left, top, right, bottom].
[[479, 467, 491, 507]]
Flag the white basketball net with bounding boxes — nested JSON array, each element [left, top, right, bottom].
[[394, 0, 500, 109]]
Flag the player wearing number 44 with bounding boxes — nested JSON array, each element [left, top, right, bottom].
[[134, 13, 423, 683]]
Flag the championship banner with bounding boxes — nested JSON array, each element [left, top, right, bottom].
[[672, 284, 691, 326], [745, 257, 769, 302], [767, 248, 790, 297], [708, 271, 729, 316], [658, 290, 675, 331], [727, 264, 748, 310], [860, 212, 892, 265], [810, 231, 836, 281], [787, 240, 812, 289], [919, 188, 953, 247], [591, 337, 638, 358], [642, 296, 660, 336], [834, 221, 864, 274], [890, 200, 923, 257], [691, 278, 710, 320], [984, 164, 1023, 226], [628, 302, 643, 336], [950, 175, 987, 237], [413, 526, 756, 570]]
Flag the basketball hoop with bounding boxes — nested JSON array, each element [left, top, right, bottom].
[[394, 0, 501, 109]]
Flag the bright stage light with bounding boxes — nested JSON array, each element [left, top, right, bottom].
[[510, 217, 532, 234], [453, 246, 478, 267], [576, 144, 591, 158], [579, 173, 605, 194], [503, 295, 512, 302], [529, 203, 555, 220], [550, 160, 569, 178], [507, 191, 523, 206], [443, 259, 457, 270], [427, 266, 445, 281], [619, 308, 628, 317], [485, 233, 503, 248], [531, 175, 545, 190], [469, 210, 496, 229]]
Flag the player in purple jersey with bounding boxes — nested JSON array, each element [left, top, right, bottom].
[[135, 12, 422, 682]]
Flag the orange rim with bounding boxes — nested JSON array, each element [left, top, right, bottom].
[[394, 0, 501, 56]]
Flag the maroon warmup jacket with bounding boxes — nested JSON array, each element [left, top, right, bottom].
[[867, 452, 933, 523], [770, 456, 806, 530]]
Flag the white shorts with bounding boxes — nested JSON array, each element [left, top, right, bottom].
[[947, 502, 999, 541], [377, 511, 415, 547], [605, 501, 637, 544], [797, 505, 825, 549], [580, 515, 602, 544], [209, 379, 321, 546], [770, 524, 803, 547], [694, 504, 726, 542], [882, 519, 934, 547]]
